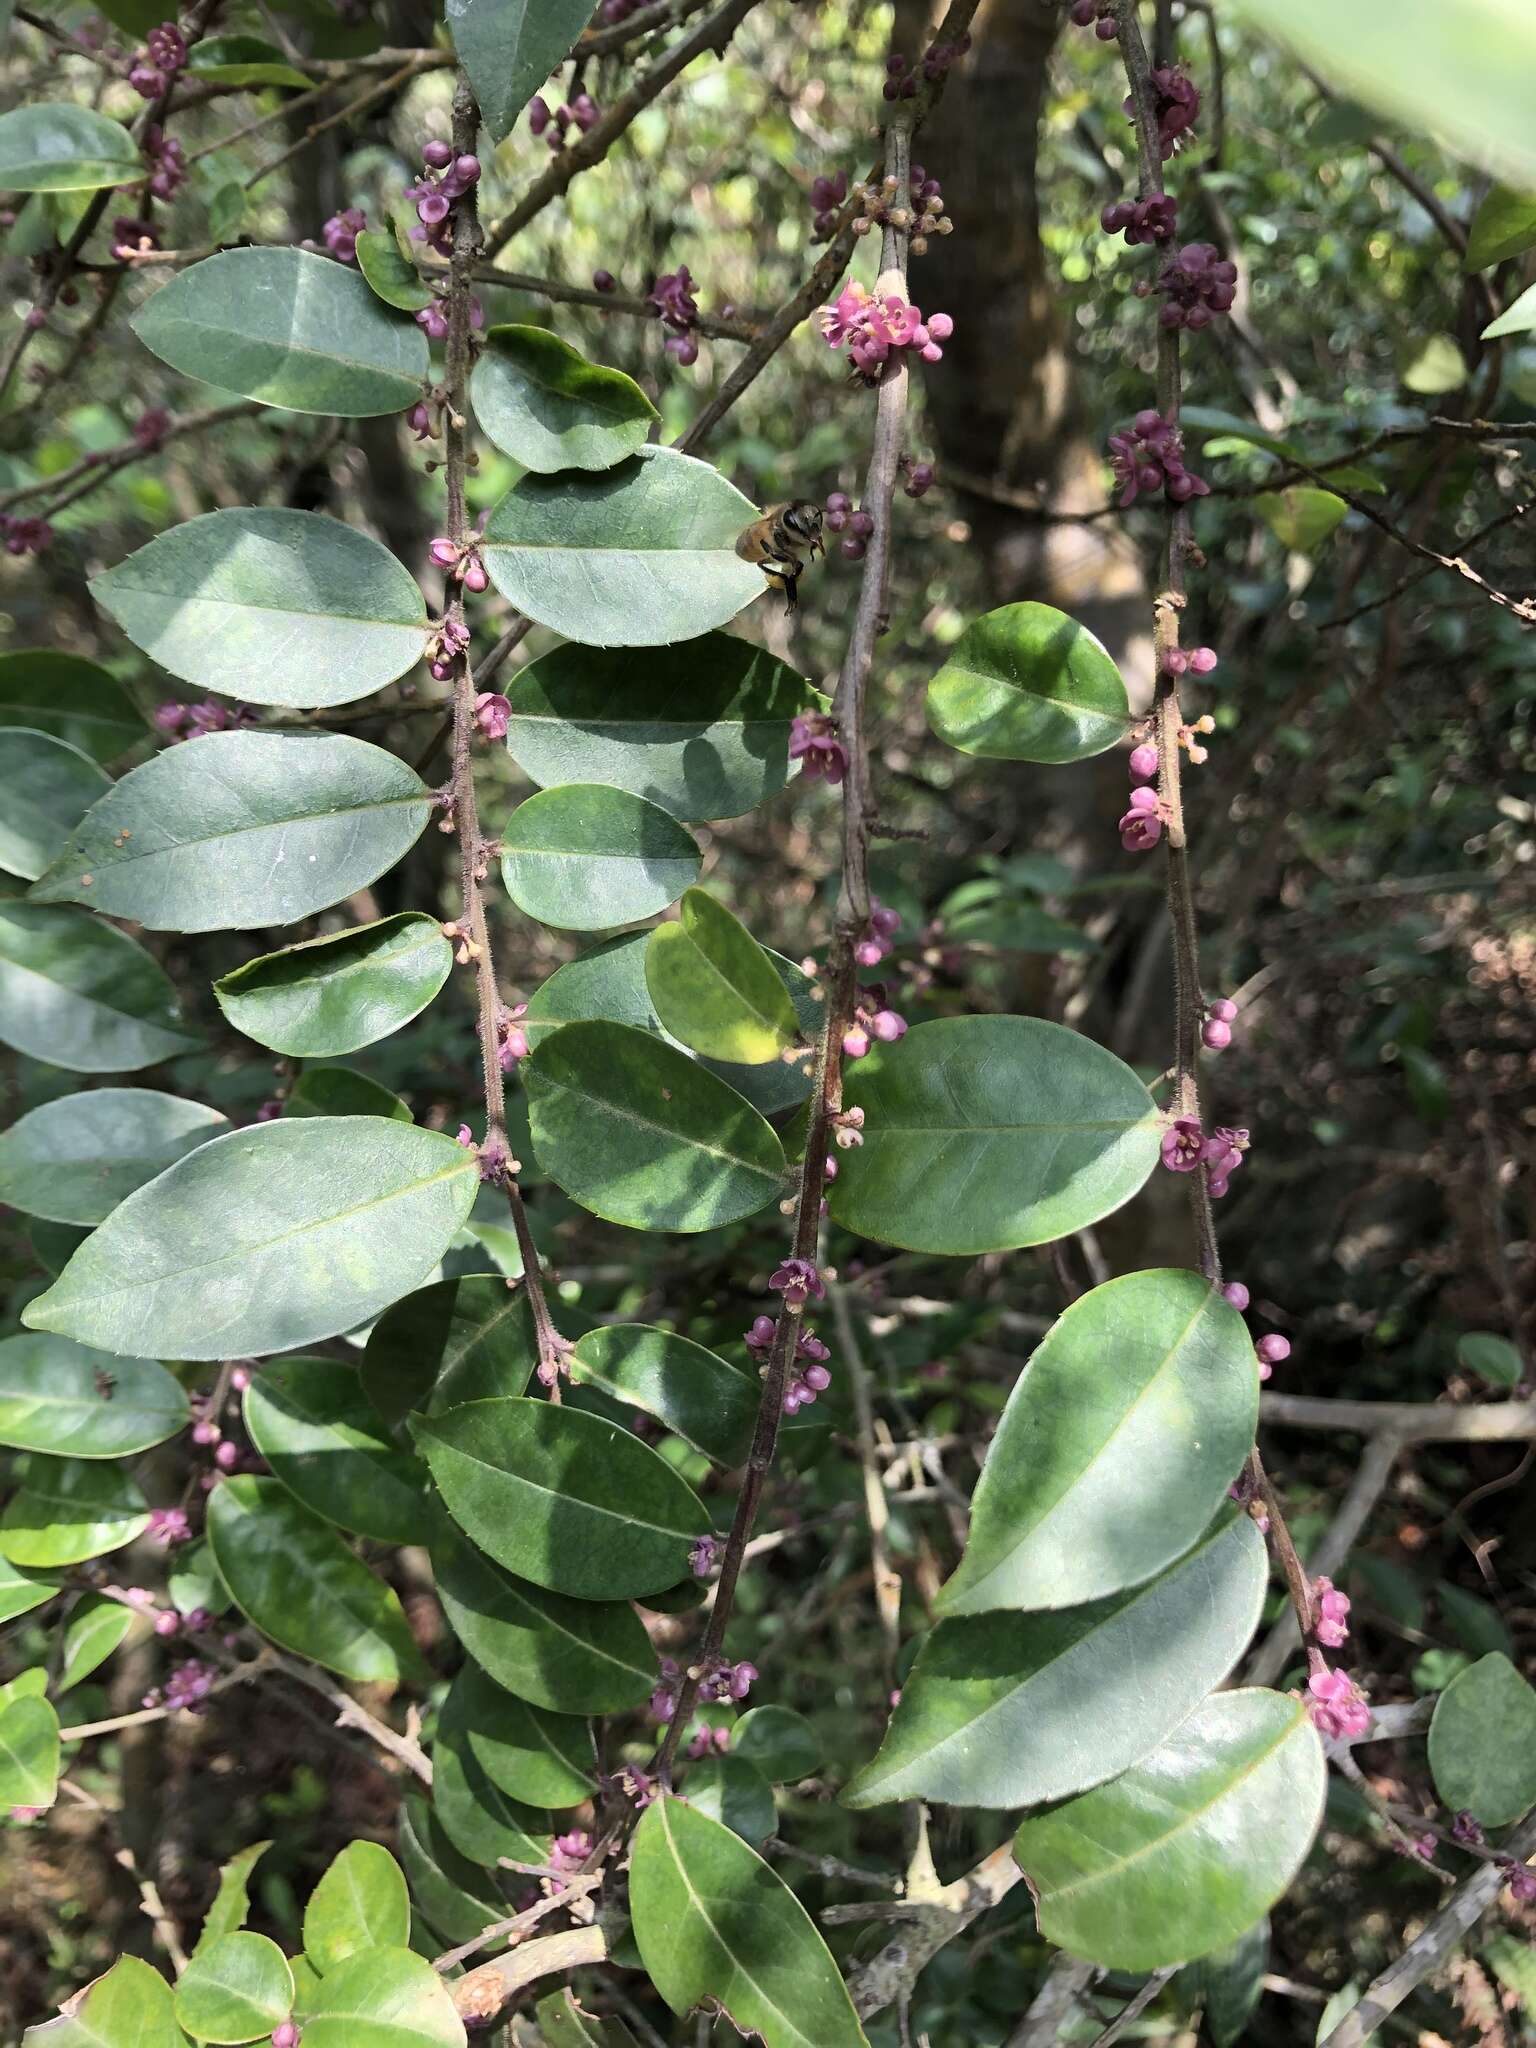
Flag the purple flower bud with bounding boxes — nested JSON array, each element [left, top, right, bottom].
[[422, 138, 453, 168], [272, 2024, 301, 2048], [1256, 1333, 1291, 1366], [1128, 742, 1159, 782], [840, 535, 867, 561], [870, 1008, 907, 1042], [593, 268, 616, 292], [843, 1024, 871, 1059], [1202, 1018, 1232, 1051]]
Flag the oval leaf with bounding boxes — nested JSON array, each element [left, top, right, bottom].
[[0, 730, 111, 882], [447, 0, 593, 141], [397, 1793, 508, 1946], [845, 1514, 1266, 1809], [631, 1795, 869, 2048], [0, 650, 143, 764], [414, 1396, 709, 1600], [59, 1592, 135, 1691], [526, 1019, 784, 1232], [926, 602, 1130, 763], [24, 1118, 477, 1361], [0, 104, 140, 191], [363, 1275, 537, 1430], [215, 913, 451, 1056], [0, 1335, 189, 1457], [189, 34, 315, 86], [0, 903, 198, 1073], [90, 508, 429, 709], [646, 889, 798, 1063], [244, 1355, 432, 1543], [207, 1474, 421, 1683], [132, 247, 429, 415], [473, 325, 657, 473], [829, 1016, 1160, 1256], [0, 1454, 150, 1567], [447, 1658, 597, 1808], [29, 730, 433, 933], [482, 446, 763, 647], [732, 1707, 821, 1784], [683, 1753, 777, 1845], [938, 1270, 1259, 1615], [18, 1956, 180, 2048], [433, 1677, 557, 1868], [297, 1944, 465, 2048], [173, 1932, 293, 2045], [0, 1087, 229, 1224], [355, 227, 434, 313], [303, 1841, 411, 1974], [1428, 1653, 1536, 1825], [1012, 1689, 1325, 1971], [286, 1066, 411, 1121], [570, 1325, 757, 1466], [0, 1553, 56, 1627], [500, 784, 700, 931], [0, 1695, 60, 1810]]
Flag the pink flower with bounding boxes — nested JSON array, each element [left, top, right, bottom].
[[474, 692, 510, 741], [1307, 1661, 1370, 1741], [770, 1257, 824, 1308], [1161, 1116, 1207, 1172], [1313, 1575, 1351, 1648], [789, 711, 849, 784], [322, 206, 367, 264]]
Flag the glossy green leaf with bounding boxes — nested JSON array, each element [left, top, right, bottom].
[[1012, 1690, 1325, 1971], [829, 1017, 1160, 1256], [132, 247, 429, 415], [1428, 1654, 1536, 1824], [433, 1678, 556, 1868], [535, 1989, 640, 2048], [732, 1707, 821, 1783], [0, 1336, 188, 1456], [505, 633, 815, 823], [30, 730, 433, 933], [363, 1275, 537, 1430], [646, 889, 798, 1063], [1184, 1917, 1271, 2048], [0, 1695, 59, 1810], [19, 1956, 181, 2048], [473, 324, 657, 473], [0, 1454, 149, 1567], [500, 784, 700, 931], [188, 33, 314, 86], [1465, 184, 1536, 269], [431, 1518, 655, 1713], [570, 1325, 756, 1466], [397, 1794, 507, 1946], [845, 1515, 1265, 1809], [0, 730, 111, 882], [0, 1087, 229, 1225], [683, 1753, 777, 1845], [192, 1842, 271, 1959], [525, 1020, 785, 1232], [1456, 1331, 1523, 1389], [25, 1117, 477, 1360], [355, 228, 433, 312], [91, 509, 430, 709], [216, 914, 451, 1057], [174, 1932, 293, 2044], [939, 1271, 1258, 1615], [206, 1474, 423, 1683], [58, 1591, 134, 1691], [446, 1659, 596, 1807], [1254, 486, 1348, 551], [298, 1944, 466, 2048], [0, 1669, 48, 1713], [0, 1553, 54, 1626], [0, 903, 198, 1072], [415, 1395, 709, 1599], [0, 651, 143, 764], [303, 1841, 411, 1974], [286, 1066, 412, 1121], [244, 1355, 432, 1544], [169, 1539, 233, 1621], [446, 0, 595, 141], [631, 1795, 869, 2047], [925, 602, 1130, 763], [0, 104, 139, 191], [482, 447, 763, 647]]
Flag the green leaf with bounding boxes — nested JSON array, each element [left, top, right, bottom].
[[59, 1593, 134, 1690], [500, 783, 700, 931], [845, 1515, 1265, 1808], [188, 33, 315, 86], [731, 1707, 821, 1784], [445, 0, 594, 141], [1483, 1932, 1536, 2011], [24, 1118, 477, 1360], [0, 1087, 229, 1225], [1231, 0, 1536, 192], [0, 1454, 149, 1567], [0, 105, 140, 192], [0, 1695, 60, 1810], [646, 889, 799, 1064], [1456, 1331, 1523, 1389], [19, 1956, 181, 2048], [445, 1659, 596, 1808], [0, 1669, 47, 1713], [682, 1753, 777, 1845], [1401, 332, 1468, 393], [473, 325, 658, 474], [505, 632, 815, 824], [215, 914, 451, 1057], [1013, 1689, 1325, 1970], [245, 1355, 432, 1544], [0, 1553, 54, 1626], [0, 1336, 188, 1456], [286, 1066, 412, 1121], [525, 1020, 785, 1232], [0, 902, 199, 1072], [570, 1325, 757, 1466], [482, 447, 763, 647], [174, 1932, 293, 2044], [355, 228, 433, 313], [829, 1017, 1160, 1256], [1180, 406, 1301, 461], [1428, 1653, 1536, 1824], [208, 181, 248, 242], [30, 731, 433, 933], [363, 1275, 537, 1430], [303, 1841, 411, 1974], [1254, 486, 1348, 551], [1483, 279, 1536, 339], [169, 1539, 232, 1621], [0, 651, 143, 764], [132, 247, 429, 416], [938, 1271, 1258, 1615], [297, 1944, 466, 2048], [414, 1396, 709, 1600], [925, 602, 1130, 763], [1436, 1580, 1515, 1657], [192, 1842, 272, 1959], [206, 1473, 423, 1683], [397, 1793, 507, 1946], [631, 1795, 869, 2047], [535, 1989, 640, 2048], [90, 509, 430, 709], [433, 1677, 556, 1867], [0, 730, 111, 882], [1465, 184, 1536, 268], [431, 1517, 656, 1713], [1183, 1917, 1270, 2048]]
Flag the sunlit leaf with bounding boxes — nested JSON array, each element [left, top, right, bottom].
[[0, 903, 199, 1073], [0, 104, 140, 191], [0, 1088, 228, 1225], [0, 730, 110, 882], [646, 889, 799, 1064], [0, 1694, 59, 1810], [19, 1956, 180, 2047], [473, 324, 657, 472], [570, 1325, 757, 1466], [0, 1453, 150, 1567], [925, 602, 1130, 763], [298, 1945, 466, 2048], [1428, 1654, 1536, 1824], [215, 913, 452, 1056], [0, 1336, 188, 1457], [173, 1932, 293, 2045], [303, 1841, 411, 1974]]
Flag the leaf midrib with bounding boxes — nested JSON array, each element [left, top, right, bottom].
[[428, 1424, 695, 1545], [531, 1067, 780, 1183]]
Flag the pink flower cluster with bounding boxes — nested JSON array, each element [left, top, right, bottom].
[[405, 140, 480, 261], [746, 1312, 833, 1414], [1312, 1575, 1352, 1649], [474, 692, 511, 742], [529, 92, 601, 150], [426, 615, 469, 680], [821, 280, 953, 377], [153, 698, 257, 742], [1307, 1661, 1370, 1741], [1101, 192, 1178, 245], [856, 899, 901, 968], [416, 294, 483, 343], [322, 206, 367, 264], [429, 532, 488, 591], [129, 22, 186, 99], [142, 1658, 217, 1715], [687, 1723, 731, 1760], [1203, 994, 1237, 1051], [143, 127, 185, 201], [1143, 242, 1237, 330], [1, 514, 51, 557], [133, 406, 171, 453], [496, 1002, 529, 1069], [1107, 409, 1209, 508], [1120, 743, 1166, 852], [789, 711, 848, 784], [648, 266, 700, 365], [1159, 1115, 1249, 1198], [811, 169, 849, 241], [843, 990, 907, 1060], [1069, 0, 1118, 39], [1131, 64, 1201, 159]]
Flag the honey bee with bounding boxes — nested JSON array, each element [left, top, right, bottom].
[[735, 500, 825, 614]]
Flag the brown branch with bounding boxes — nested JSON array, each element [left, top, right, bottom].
[[467, 264, 758, 341], [1261, 1393, 1536, 1440], [449, 1924, 609, 2029], [0, 401, 262, 519], [848, 1842, 1022, 2022]]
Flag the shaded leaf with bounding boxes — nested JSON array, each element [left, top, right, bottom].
[[570, 1325, 757, 1466], [925, 602, 1130, 763], [1465, 184, 1536, 269], [0, 1087, 229, 1225], [1436, 1580, 1515, 1658], [1456, 1331, 1522, 1389], [473, 324, 657, 472], [446, 1659, 596, 1808], [1428, 1653, 1536, 1824], [244, 1355, 432, 1544], [303, 1840, 411, 1974], [0, 902, 199, 1072], [646, 889, 798, 1063], [535, 1989, 640, 2047], [0, 1336, 188, 1457], [397, 1793, 506, 1947], [0, 1553, 55, 1626], [0, 1454, 150, 1567], [286, 1066, 412, 1121], [447, 0, 593, 140], [215, 913, 451, 1057], [1183, 1916, 1271, 2048], [355, 227, 434, 313], [0, 104, 140, 191], [1400, 332, 1468, 392], [363, 1275, 537, 1431], [683, 1753, 777, 1844], [500, 783, 700, 932], [731, 1707, 821, 1783], [0, 730, 111, 882], [1254, 486, 1348, 552], [0, 650, 143, 764], [188, 33, 314, 86], [173, 1932, 293, 2045], [433, 1677, 556, 1868]]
